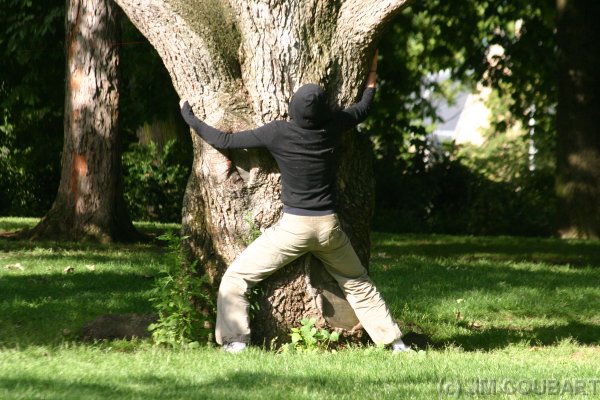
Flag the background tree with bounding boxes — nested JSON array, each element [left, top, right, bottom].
[[114, 0, 410, 344], [26, 0, 139, 242], [556, 0, 600, 239]]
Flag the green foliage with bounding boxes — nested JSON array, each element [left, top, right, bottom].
[[373, 144, 555, 236], [0, 113, 36, 214], [280, 317, 340, 353], [0, 0, 64, 216], [368, 0, 557, 236], [148, 231, 214, 348], [119, 18, 192, 224], [122, 140, 190, 223], [458, 95, 531, 183]]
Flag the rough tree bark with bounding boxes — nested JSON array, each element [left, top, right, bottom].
[[114, 0, 410, 344], [26, 0, 139, 242], [556, 0, 600, 239]]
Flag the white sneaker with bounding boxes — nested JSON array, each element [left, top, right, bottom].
[[223, 342, 247, 353], [392, 339, 411, 353]]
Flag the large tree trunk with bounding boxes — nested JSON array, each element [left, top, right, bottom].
[[556, 0, 600, 239], [115, 0, 409, 344], [27, 0, 139, 243]]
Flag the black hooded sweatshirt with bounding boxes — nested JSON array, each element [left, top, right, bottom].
[[180, 84, 375, 216]]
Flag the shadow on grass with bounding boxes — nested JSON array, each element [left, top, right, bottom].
[[0, 238, 166, 266], [0, 271, 157, 347], [445, 321, 600, 351], [2, 231, 599, 352], [0, 218, 179, 242], [377, 260, 600, 349], [371, 233, 600, 267], [0, 232, 174, 349], [0, 371, 436, 399], [0, 219, 38, 234], [371, 235, 600, 351]]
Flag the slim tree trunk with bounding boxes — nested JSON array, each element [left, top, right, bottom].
[[26, 0, 139, 243], [115, 0, 409, 344], [556, 0, 600, 239]]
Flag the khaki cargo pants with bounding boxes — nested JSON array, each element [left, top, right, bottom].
[[216, 213, 402, 345]]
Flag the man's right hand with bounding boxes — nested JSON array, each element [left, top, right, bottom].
[[366, 49, 378, 88]]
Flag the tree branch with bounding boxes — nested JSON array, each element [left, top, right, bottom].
[[338, 0, 411, 39], [332, 0, 413, 103], [114, 0, 245, 124]]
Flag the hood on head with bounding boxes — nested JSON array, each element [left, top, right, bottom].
[[288, 83, 331, 129]]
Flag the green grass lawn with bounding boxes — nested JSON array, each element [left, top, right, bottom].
[[1, 218, 599, 399]]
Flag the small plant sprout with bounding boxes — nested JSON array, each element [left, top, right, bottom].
[[283, 317, 340, 353]]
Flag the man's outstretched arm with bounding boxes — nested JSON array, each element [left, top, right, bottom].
[[339, 49, 379, 127], [179, 100, 270, 150]]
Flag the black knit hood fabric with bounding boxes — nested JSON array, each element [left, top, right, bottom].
[[288, 84, 331, 129]]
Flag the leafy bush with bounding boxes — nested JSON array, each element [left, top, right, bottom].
[[122, 140, 190, 223], [373, 140, 556, 237], [0, 113, 43, 216], [148, 231, 214, 348]]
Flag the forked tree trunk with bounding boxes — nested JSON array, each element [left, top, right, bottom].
[[556, 0, 600, 239], [27, 0, 139, 243], [115, 0, 409, 344]]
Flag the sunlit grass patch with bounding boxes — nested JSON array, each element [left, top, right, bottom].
[[0, 341, 599, 400]]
